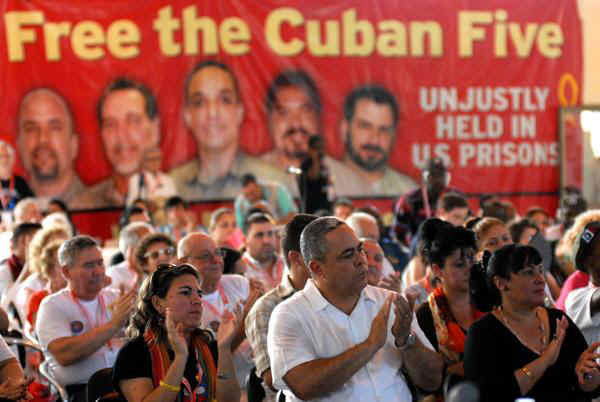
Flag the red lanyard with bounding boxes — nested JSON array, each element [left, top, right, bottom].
[[69, 291, 112, 348], [244, 256, 283, 289], [0, 176, 14, 210], [180, 348, 215, 402], [200, 285, 229, 319]]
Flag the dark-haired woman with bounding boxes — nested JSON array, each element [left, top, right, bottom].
[[415, 218, 483, 392], [465, 244, 600, 402], [113, 264, 241, 402]]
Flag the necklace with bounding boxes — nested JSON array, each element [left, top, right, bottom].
[[497, 306, 547, 355]]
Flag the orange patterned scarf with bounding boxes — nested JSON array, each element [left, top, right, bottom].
[[144, 327, 217, 402], [428, 287, 484, 364]]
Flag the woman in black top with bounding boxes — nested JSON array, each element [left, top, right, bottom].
[[113, 264, 241, 402], [465, 244, 600, 401]]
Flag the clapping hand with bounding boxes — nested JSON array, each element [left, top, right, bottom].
[[576, 341, 600, 385], [166, 307, 188, 357], [218, 303, 243, 348], [0, 377, 33, 401]]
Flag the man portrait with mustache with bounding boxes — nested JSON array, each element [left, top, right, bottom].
[[71, 78, 160, 209], [332, 85, 416, 197], [17, 88, 87, 206]]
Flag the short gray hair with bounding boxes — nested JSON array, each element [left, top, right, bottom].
[[119, 222, 154, 254], [346, 212, 378, 240], [300, 217, 344, 265], [58, 235, 98, 268], [13, 198, 38, 223]]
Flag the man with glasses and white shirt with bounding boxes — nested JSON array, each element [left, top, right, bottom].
[[178, 232, 263, 391]]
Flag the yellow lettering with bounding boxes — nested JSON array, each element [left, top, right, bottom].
[[265, 8, 304, 56], [493, 10, 508, 57], [508, 22, 538, 57], [5, 11, 44, 62], [71, 21, 104, 60], [343, 9, 374, 56], [458, 11, 492, 57], [306, 20, 339, 56], [107, 20, 140, 59], [153, 6, 181, 56], [183, 5, 217, 55], [376, 21, 407, 56], [410, 21, 442, 56], [219, 17, 250, 55], [537, 23, 563, 58], [43, 22, 71, 61]]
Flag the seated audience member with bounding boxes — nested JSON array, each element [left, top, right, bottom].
[[112, 264, 241, 402], [268, 217, 443, 401], [526, 206, 552, 238], [12, 225, 69, 320], [13, 198, 42, 225], [221, 247, 246, 275], [0, 335, 30, 400], [46, 198, 77, 235], [135, 233, 177, 276], [245, 214, 317, 401], [465, 244, 600, 402], [41, 212, 73, 236], [546, 187, 588, 242], [508, 218, 539, 245], [36, 235, 136, 401], [404, 192, 470, 287], [565, 221, 600, 344], [235, 173, 297, 229], [242, 213, 284, 291], [362, 238, 402, 293], [0, 222, 41, 296], [119, 205, 152, 230], [26, 240, 66, 330], [178, 232, 263, 391], [414, 219, 481, 393], [159, 196, 204, 242], [332, 198, 354, 221], [107, 222, 154, 293], [209, 207, 244, 250], [346, 211, 398, 280], [0, 139, 34, 213], [472, 217, 513, 260]]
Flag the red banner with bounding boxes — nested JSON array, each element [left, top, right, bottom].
[[1, 0, 582, 237]]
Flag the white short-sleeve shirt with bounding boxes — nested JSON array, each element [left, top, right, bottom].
[[268, 279, 433, 402], [201, 274, 252, 387], [0, 336, 15, 363], [565, 283, 600, 345], [106, 261, 138, 293], [36, 288, 120, 386]]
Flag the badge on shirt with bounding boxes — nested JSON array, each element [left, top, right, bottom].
[[70, 320, 84, 334]]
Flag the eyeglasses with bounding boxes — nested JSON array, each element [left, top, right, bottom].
[[184, 248, 226, 264], [145, 246, 176, 260]]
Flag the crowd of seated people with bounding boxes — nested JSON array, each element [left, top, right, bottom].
[[2, 158, 600, 402]]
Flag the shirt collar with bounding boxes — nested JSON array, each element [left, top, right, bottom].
[[275, 273, 296, 299], [302, 279, 377, 312]]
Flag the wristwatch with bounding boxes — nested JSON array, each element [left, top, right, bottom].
[[397, 332, 417, 350]]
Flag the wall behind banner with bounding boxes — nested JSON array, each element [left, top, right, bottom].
[[0, 0, 585, 239]]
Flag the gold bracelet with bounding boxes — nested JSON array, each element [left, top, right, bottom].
[[521, 366, 533, 379], [159, 380, 180, 392]]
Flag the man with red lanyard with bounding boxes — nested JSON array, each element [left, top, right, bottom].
[[36, 235, 136, 402], [178, 232, 263, 396], [393, 158, 461, 247], [242, 213, 285, 291]]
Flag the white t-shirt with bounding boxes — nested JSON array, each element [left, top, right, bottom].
[[201, 274, 252, 388], [106, 261, 138, 293], [268, 280, 434, 402], [15, 272, 44, 321], [36, 288, 120, 386], [0, 263, 14, 298], [565, 283, 600, 345]]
